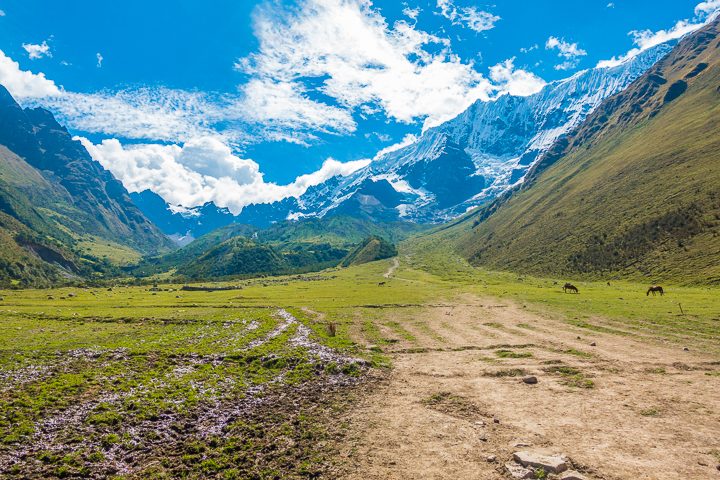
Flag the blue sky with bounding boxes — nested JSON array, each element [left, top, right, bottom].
[[0, 0, 717, 213]]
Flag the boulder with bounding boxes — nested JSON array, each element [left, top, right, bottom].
[[505, 461, 534, 479], [522, 376, 538, 384], [513, 451, 568, 473]]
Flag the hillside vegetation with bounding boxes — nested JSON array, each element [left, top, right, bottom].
[[0, 86, 172, 286], [341, 236, 398, 267], [457, 18, 720, 284], [135, 216, 409, 280]]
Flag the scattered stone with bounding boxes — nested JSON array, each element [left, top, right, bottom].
[[505, 461, 534, 479], [590, 342, 596, 347], [493, 417, 500, 424], [486, 455, 496, 463], [683, 347, 690, 351], [474, 420, 486, 427], [68, 292, 76, 298], [512, 442, 532, 448], [513, 451, 568, 474], [479, 434, 488, 442], [522, 376, 538, 385], [560, 471, 588, 480], [576, 336, 582, 340]]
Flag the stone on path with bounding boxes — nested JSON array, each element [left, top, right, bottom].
[[522, 376, 538, 384], [513, 451, 568, 473], [560, 471, 588, 480], [505, 461, 534, 479]]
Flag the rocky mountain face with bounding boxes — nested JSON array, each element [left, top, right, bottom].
[[288, 41, 675, 223], [0, 86, 172, 285], [0, 85, 172, 254], [137, 39, 676, 235]]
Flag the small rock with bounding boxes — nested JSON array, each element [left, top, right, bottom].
[[576, 336, 581, 340], [505, 462, 534, 479], [513, 442, 532, 448], [479, 434, 488, 442], [474, 420, 486, 427], [683, 347, 690, 351], [493, 417, 500, 424], [522, 376, 538, 385], [513, 451, 568, 474], [560, 471, 588, 480], [590, 342, 596, 347], [486, 455, 496, 463], [717, 464, 720, 472]]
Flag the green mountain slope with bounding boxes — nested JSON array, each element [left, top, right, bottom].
[[0, 85, 174, 285], [457, 18, 720, 284], [341, 236, 397, 267], [134, 216, 413, 280]]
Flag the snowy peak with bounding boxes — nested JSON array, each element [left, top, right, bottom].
[[288, 40, 676, 222]]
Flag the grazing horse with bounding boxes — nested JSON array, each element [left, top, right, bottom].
[[563, 283, 579, 294], [647, 285, 664, 296]]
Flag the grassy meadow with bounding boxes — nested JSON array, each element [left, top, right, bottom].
[[0, 238, 718, 477]]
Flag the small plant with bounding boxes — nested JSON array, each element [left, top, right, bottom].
[[495, 349, 532, 359], [326, 322, 337, 337]]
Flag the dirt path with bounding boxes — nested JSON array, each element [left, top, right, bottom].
[[340, 298, 720, 479], [384, 258, 400, 279]]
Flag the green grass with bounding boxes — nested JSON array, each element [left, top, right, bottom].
[[0, 244, 719, 476]]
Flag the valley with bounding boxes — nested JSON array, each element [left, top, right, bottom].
[[0, 241, 718, 478], [0, 5, 719, 479]]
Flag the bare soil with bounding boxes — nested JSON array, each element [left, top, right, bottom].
[[339, 298, 720, 479]]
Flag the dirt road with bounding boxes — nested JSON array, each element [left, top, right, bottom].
[[340, 298, 720, 479]]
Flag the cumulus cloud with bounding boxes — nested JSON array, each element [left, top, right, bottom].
[[77, 136, 369, 214], [237, 0, 501, 132], [373, 133, 418, 160], [22, 40, 52, 60], [545, 36, 587, 70], [436, 0, 500, 33], [489, 58, 546, 97], [695, 0, 720, 15], [0, 49, 61, 98], [597, 2, 719, 68], [402, 5, 420, 21]]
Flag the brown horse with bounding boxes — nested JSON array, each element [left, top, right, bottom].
[[647, 285, 664, 296], [563, 283, 579, 294]]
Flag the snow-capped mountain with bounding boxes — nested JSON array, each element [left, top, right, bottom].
[[134, 40, 676, 237], [285, 40, 675, 223]]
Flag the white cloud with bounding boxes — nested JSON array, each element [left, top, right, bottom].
[[545, 36, 586, 70], [0, 49, 61, 98], [236, 78, 356, 143], [436, 0, 500, 33], [373, 133, 418, 160], [77, 136, 369, 214], [0, 9, 6, 16], [597, 2, 719, 69], [489, 58, 546, 97], [597, 19, 704, 68], [238, 0, 501, 133], [39, 88, 230, 144], [520, 44, 538, 53], [607, 2, 615, 8], [402, 5, 420, 20], [695, 0, 720, 15], [96, 52, 104, 68], [22, 40, 52, 60]]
